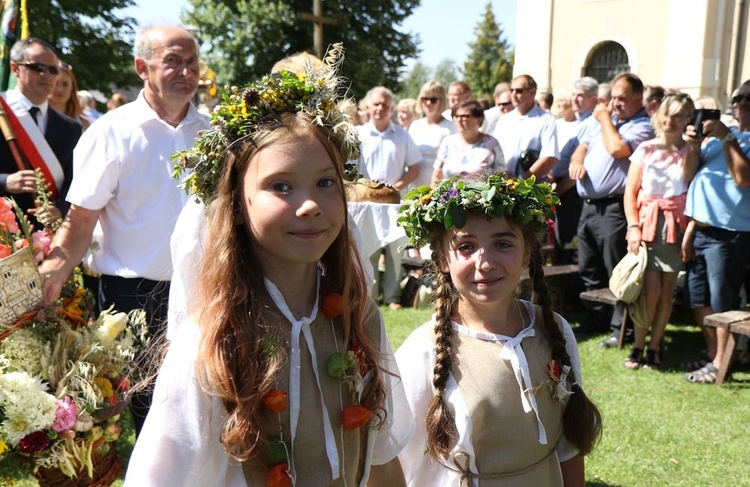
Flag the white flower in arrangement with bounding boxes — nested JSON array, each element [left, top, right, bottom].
[[0, 328, 51, 379], [0, 371, 57, 445], [92, 308, 128, 346]]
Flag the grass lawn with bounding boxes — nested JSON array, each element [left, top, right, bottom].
[[381, 304, 750, 487], [2, 304, 748, 486]]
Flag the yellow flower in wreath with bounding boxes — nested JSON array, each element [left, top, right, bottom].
[[94, 377, 114, 399]]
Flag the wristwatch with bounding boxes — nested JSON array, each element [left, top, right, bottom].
[[721, 132, 736, 145]]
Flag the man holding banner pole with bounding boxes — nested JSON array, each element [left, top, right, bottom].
[[0, 37, 82, 224]]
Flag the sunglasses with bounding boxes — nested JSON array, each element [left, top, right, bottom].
[[17, 62, 60, 75], [499, 101, 513, 107], [731, 94, 750, 104], [453, 114, 476, 121], [510, 87, 529, 94], [420, 96, 439, 104]]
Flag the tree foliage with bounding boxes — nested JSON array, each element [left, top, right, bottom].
[[28, 0, 138, 93], [183, 0, 420, 99], [434, 59, 460, 89], [463, 2, 513, 99], [397, 61, 431, 99]]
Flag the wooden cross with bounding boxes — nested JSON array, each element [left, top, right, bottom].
[[297, 0, 338, 58]]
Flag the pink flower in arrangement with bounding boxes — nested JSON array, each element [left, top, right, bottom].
[[0, 197, 12, 214], [14, 238, 29, 249], [51, 396, 78, 432], [0, 244, 10, 259], [0, 209, 18, 234], [18, 430, 50, 454], [31, 231, 51, 262]]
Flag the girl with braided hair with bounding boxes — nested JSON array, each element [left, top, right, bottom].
[[395, 174, 601, 486]]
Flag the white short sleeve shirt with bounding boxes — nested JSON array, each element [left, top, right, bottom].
[[67, 91, 209, 281]]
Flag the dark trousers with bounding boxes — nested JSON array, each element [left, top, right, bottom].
[[97, 274, 170, 436], [577, 196, 629, 334], [554, 186, 583, 265]]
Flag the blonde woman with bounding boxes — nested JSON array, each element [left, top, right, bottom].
[[408, 80, 455, 187], [623, 94, 700, 369]]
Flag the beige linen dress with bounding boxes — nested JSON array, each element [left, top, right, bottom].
[[125, 274, 412, 487], [396, 300, 581, 486]]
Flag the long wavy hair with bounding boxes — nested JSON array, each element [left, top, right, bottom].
[[424, 214, 602, 459], [195, 111, 385, 463]]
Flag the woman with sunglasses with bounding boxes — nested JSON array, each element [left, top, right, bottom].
[[48, 61, 90, 130], [408, 81, 456, 188], [430, 100, 505, 187]]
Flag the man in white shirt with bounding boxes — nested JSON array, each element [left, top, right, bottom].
[[492, 74, 559, 178], [442, 80, 472, 120], [357, 86, 421, 309], [40, 25, 209, 434], [481, 82, 509, 135]]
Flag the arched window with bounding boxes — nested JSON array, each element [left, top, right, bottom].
[[584, 41, 630, 84]]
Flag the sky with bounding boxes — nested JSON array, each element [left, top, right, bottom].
[[123, 0, 517, 72]]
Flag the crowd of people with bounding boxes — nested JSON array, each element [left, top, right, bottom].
[[354, 71, 749, 385], [0, 23, 748, 485]]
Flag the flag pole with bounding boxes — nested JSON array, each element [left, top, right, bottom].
[[0, 102, 33, 171]]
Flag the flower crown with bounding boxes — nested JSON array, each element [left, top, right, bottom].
[[173, 43, 361, 205], [397, 174, 560, 248]]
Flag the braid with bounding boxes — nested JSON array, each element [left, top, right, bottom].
[[525, 229, 602, 456], [424, 251, 458, 459], [527, 233, 570, 369]]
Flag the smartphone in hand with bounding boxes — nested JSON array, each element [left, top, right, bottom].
[[692, 108, 720, 137]]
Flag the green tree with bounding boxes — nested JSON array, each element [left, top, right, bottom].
[[397, 61, 432, 99], [183, 0, 420, 99], [434, 59, 460, 89], [28, 0, 138, 93], [463, 2, 513, 99]]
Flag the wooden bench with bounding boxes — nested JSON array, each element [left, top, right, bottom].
[[519, 264, 579, 309], [703, 310, 750, 386], [579, 288, 629, 348]]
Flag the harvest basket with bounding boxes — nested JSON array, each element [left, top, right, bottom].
[[0, 247, 43, 327], [34, 446, 122, 487]]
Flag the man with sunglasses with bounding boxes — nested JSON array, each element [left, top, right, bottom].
[[681, 82, 750, 384], [0, 38, 82, 225], [491, 74, 560, 179], [480, 82, 509, 135]]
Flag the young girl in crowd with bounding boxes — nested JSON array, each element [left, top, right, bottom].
[[623, 94, 699, 370], [125, 47, 412, 486], [395, 174, 601, 486]]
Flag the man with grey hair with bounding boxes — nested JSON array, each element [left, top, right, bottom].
[[549, 76, 599, 265], [0, 38, 82, 226], [357, 85, 421, 309], [481, 81, 510, 134], [40, 25, 209, 434]]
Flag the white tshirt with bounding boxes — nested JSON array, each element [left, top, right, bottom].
[[492, 105, 559, 177], [408, 117, 455, 187], [67, 91, 209, 281], [357, 122, 422, 192]]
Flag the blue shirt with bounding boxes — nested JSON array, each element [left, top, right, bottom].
[[576, 109, 655, 199], [551, 108, 593, 180], [684, 128, 750, 231]]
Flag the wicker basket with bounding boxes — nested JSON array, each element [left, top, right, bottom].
[[34, 447, 122, 487], [0, 248, 42, 327]]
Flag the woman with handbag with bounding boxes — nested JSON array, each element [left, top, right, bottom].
[[623, 94, 700, 369]]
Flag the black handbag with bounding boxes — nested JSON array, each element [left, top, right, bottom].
[[518, 149, 540, 172]]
